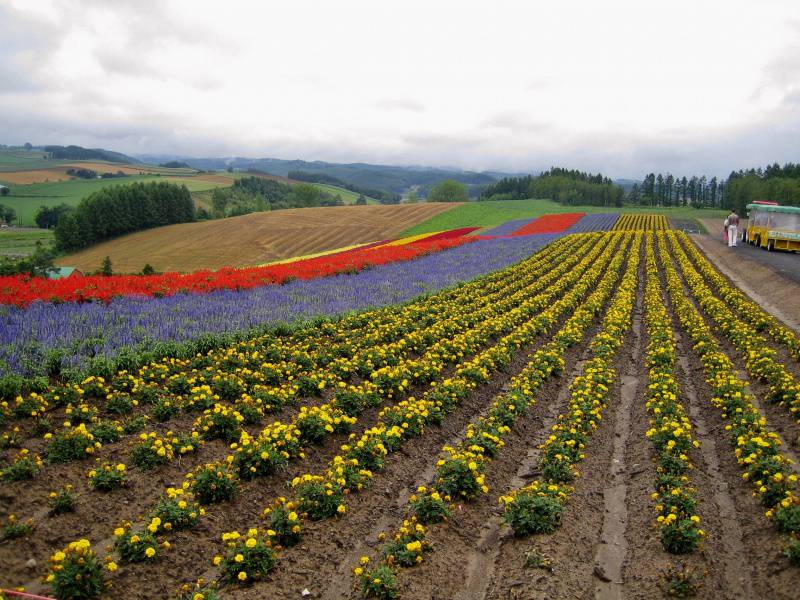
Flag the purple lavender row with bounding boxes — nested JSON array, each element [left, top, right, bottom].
[[565, 213, 619, 233], [481, 217, 537, 236], [0, 234, 561, 379]]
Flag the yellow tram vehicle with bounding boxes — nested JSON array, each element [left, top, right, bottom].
[[745, 203, 800, 252]]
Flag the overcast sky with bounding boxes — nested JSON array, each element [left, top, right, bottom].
[[1, 0, 798, 177]]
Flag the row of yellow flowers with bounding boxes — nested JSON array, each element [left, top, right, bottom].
[[659, 232, 800, 565], [642, 235, 704, 554], [613, 213, 669, 231], [499, 234, 641, 538], [354, 233, 634, 597]]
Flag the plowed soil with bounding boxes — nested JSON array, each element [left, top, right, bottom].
[[55, 203, 459, 272]]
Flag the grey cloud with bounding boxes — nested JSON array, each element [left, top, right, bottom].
[[481, 111, 550, 133], [0, 4, 63, 93], [373, 98, 426, 112]]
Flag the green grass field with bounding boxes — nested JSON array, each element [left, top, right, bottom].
[[2, 175, 231, 225], [399, 199, 728, 236], [0, 228, 55, 257], [310, 183, 379, 204]]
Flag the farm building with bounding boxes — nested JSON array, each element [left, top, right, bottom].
[[47, 266, 84, 279]]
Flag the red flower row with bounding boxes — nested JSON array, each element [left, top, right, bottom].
[[0, 237, 476, 307], [511, 213, 585, 236]]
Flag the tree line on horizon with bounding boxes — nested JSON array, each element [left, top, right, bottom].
[[481, 162, 800, 212], [481, 168, 623, 207], [631, 163, 800, 213]]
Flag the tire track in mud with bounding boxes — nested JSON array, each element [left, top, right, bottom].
[[461, 349, 593, 600], [479, 258, 643, 600], [592, 278, 644, 600]]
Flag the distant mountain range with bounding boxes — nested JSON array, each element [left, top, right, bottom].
[[136, 154, 504, 194]]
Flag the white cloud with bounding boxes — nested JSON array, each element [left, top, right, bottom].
[[0, 0, 798, 177]]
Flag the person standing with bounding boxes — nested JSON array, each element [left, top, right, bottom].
[[727, 210, 739, 247]]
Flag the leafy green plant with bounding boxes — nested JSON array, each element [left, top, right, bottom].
[[190, 463, 238, 504], [87, 463, 126, 491], [48, 485, 77, 516]]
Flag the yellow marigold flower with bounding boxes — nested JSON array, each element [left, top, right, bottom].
[[213, 555, 222, 566], [245, 538, 257, 548], [145, 547, 156, 558], [234, 553, 244, 563], [354, 567, 363, 576], [107, 561, 118, 572], [238, 571, 247, 581], [337, 504, 346, 514], [359, 555, 370, 565]]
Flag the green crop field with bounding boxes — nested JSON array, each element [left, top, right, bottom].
[[400, 198, 728, 236], [0, 227, 55, 257], [0, 150, 58, 171]]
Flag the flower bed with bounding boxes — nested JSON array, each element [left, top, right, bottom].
[[511, 213, 585, 235], [0, 238, 474, 308], [0, 234, 561, 381]]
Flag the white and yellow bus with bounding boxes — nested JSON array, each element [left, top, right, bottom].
[[745, 203, 800, 252]]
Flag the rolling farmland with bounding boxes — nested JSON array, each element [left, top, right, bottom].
[[55, 203, 460, 272], [1, 213, 798, 600]]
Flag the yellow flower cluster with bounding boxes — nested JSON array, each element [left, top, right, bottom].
[[355, 233, 636, 578], [499, 234, 641, 537]]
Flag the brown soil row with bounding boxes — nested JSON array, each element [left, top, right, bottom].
[[56, 203, 459, 272]]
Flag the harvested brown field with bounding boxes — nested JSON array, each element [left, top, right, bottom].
[[56, 203, 460, 272], [0, 168, 74, 184]]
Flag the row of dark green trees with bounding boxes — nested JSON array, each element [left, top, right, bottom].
[[54, 182, 195, 251]]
